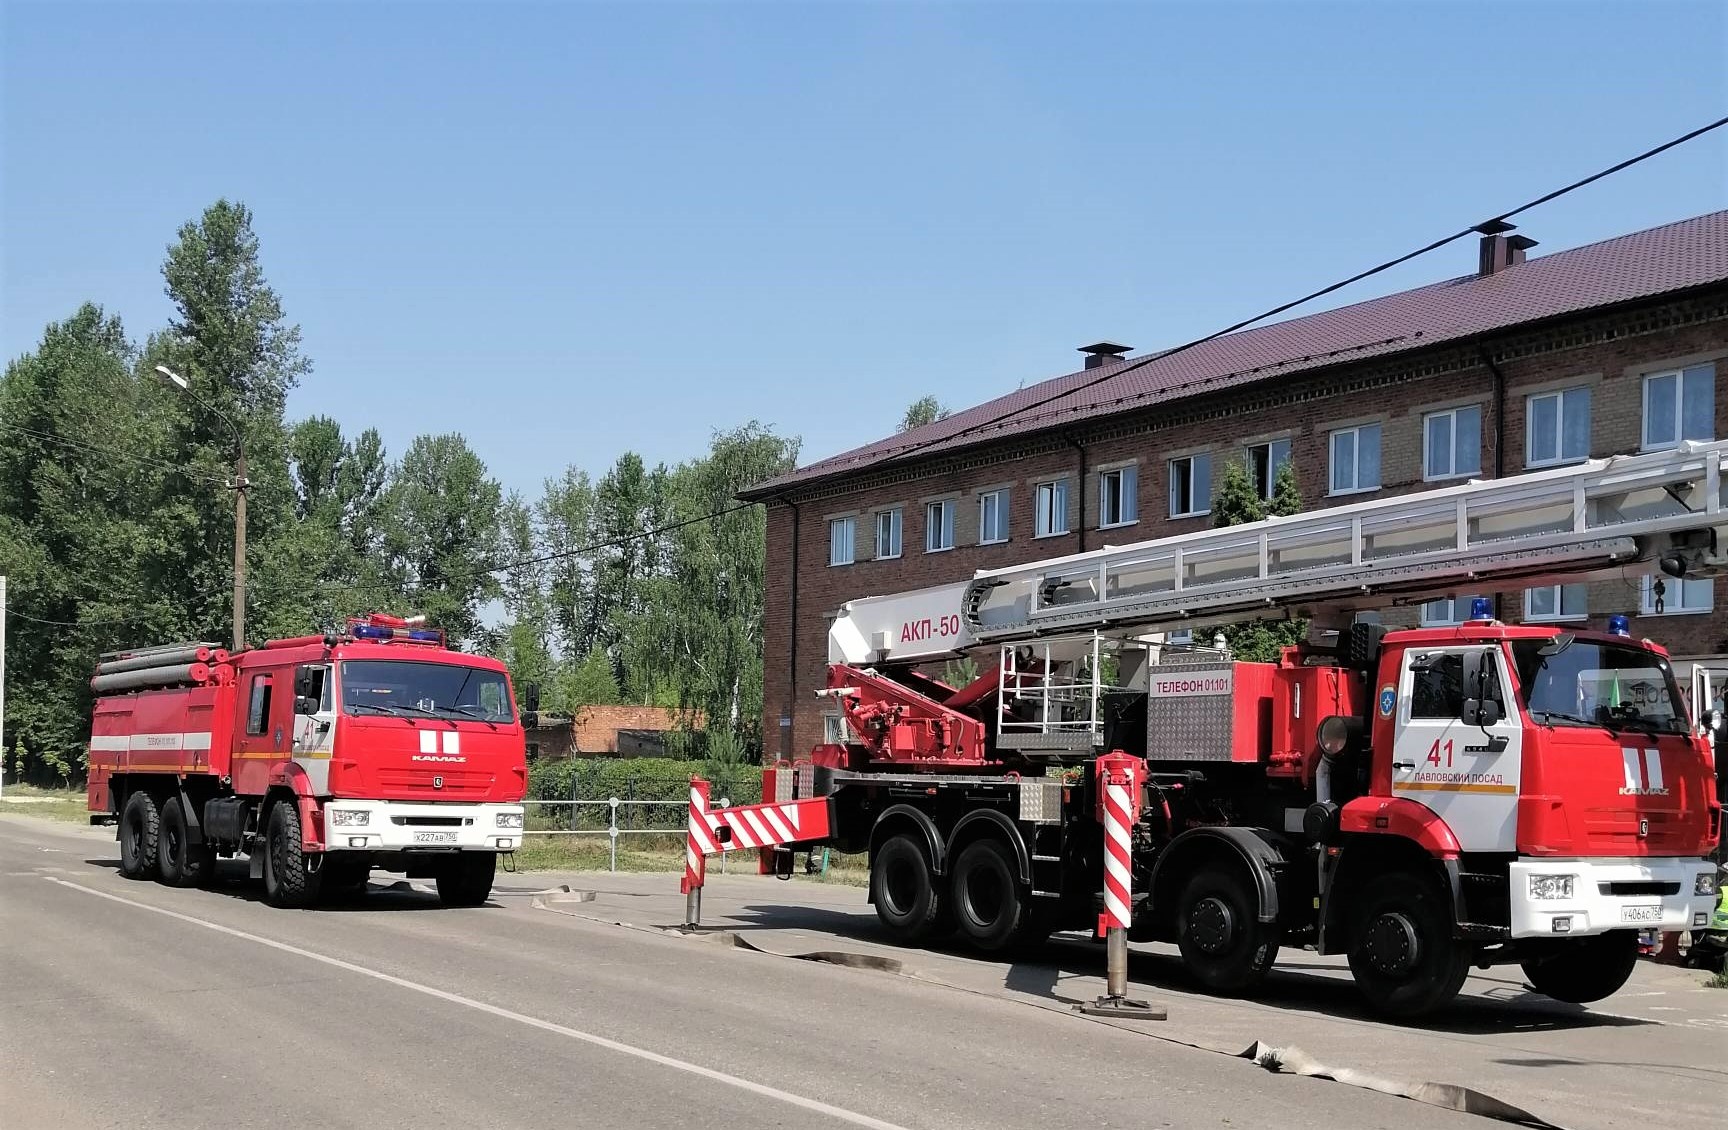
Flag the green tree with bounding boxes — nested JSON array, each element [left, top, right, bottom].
[[538, 466, 595, 658], [900, 395, 951, 432], [380, 433, 504, 644], [1209, 457, 1305, 661], [555, 647, 623, 712]]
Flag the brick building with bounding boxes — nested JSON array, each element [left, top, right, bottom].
[[742, 211, 1728, 759], [523, 705, 692, 761]]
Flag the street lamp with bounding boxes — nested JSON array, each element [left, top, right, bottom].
[[154, 365, 249, 651]]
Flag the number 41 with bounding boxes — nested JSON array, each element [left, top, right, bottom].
[[1426, 739, 1454, 768]]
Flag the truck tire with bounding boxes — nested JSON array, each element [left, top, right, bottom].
[[157, 796, 215, 888], [1176, 867, 1280, 994], [262, 800, 323, 909], [870, 833, 946, 944], [436, 854, 496, 907], [1520, 931, 1639, 1004], [1347, 872, 1470, 1018], [949, 839, 1037, 953], [119, 791, 161, 881]]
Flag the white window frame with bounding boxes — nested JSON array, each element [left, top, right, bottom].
[[1641, 574, 1713, 616], [925, 499, 956, 553], [822, 714, 848, 745], [1328, 423, 1382, 495], [1524, 583, 1587, 623], [1422, 405, 1482, 482], [1641, 364, 1715, 452], [874, 508, 902, 561], [1525, 386, 1591, 468], [1034, 479, 1070, 539], [1246, 438, 1291, 502], [978, 489, 1009, 545], [1098, 466, 1138, 529], [1419, 594, 1488, 627], [1168, 453, 1212, 519], [828, 516, 855, 567]]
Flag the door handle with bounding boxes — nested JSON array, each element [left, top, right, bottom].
[[1392, 761, 1416, 770]]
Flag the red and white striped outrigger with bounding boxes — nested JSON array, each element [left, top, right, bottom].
[[682, 766, 832, 927]]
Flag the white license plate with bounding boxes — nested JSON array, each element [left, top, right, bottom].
[[413, 831, 458, 845], [1620, 904, 1662, 923]]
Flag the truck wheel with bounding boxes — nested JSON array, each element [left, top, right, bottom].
[[1176, 868, 1279, 994], [870, 834, 946, 944], [1520, 931, 1639, 1004], [436, 854, 496, 907], [950, 839, 1035, 952], [119, 791, 161, 880], [157, 796, 215, 888], [262, 801, 323, 909], [1347, 873, 1470, 1018]]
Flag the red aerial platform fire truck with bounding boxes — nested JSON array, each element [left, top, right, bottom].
[[86, 614, 530, 907], [686, 442, 1725, 1016]]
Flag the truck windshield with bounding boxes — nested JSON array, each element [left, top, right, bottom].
[[340, 661, 515, 723], [1509, 637, 1688, 734]]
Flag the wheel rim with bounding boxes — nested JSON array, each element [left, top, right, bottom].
[[124, 820, 140, 864], [965, 864, 1004, 926], [164, 826, 180, 869], [1364, 910, 1422, 977], [882, 855, 919, 916], [1189, 895, 1236, 954]]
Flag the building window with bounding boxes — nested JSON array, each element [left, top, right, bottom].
[[1099, 466, 1138, 528], [1168, 454, 1212, 518], [1034, 480, 1069, 538], [1423, 405, 1482, 481], [1247, 438, 1291, 502], [1642, 363, 1714, 451], [823, 715, 848, 745], [1525, 584, 1587, 622], [1420, 594, 1488, 627], [246, 675, 272, 735], [925, 499, 956, 552], [1641, 575, 1712, 616], [874, 508, 902, 560], [1167, 629, 1194, 646], [978, 489, 1009, 545], [1526, 387, 1591, 468], [828, 517, 855, 566], [1329, 423, 1382, 495]]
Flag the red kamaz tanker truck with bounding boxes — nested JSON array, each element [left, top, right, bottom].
[[686, 443, 1725, 1016], [86, 614, 530, 907]]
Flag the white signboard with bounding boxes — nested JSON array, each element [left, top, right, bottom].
[[1148, 668, 1234, 698]]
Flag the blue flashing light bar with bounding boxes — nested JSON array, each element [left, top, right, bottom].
[[1608, 613, 1631, 637], [352, 624, 392, 640], [346, 617, 446, 646], [1469, 596, 1494, 622]]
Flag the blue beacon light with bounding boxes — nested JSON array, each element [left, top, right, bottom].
[[1469, 596, 1494, 622], [1607, 613, 1631, 637]]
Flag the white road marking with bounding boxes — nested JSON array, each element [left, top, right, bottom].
[[44, 876, 910, 1130]]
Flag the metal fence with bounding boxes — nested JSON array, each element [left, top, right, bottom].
[[523, 795, 747, 872]]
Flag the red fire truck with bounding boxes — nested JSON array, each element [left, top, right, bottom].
[[688, 443, 1726, 1016], [86, 614, 530, 908]]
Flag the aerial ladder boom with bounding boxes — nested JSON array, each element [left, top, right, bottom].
[[830, 440, 1728, 665]]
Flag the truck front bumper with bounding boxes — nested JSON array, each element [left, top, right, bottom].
[[1508, 857, 1716, 939], [321, 800, 524, 853]]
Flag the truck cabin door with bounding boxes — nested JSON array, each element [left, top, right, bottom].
[[291, 664, 334, 754], [1390, 646, 1523, 852]]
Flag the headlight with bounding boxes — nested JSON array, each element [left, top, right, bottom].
[[330, 809, 370, 827], [495, 811, 523, 829], [1528, 874, 1575, 900], [1697, 872, 1719, 897]]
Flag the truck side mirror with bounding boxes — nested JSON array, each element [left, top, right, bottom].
[[294, 695, 319, 716], [294, 668, 318, 699], [522, 683, 541, 714], [1460, 649, 1503, 727]]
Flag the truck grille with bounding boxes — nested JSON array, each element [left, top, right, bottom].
[[375, 769, 493, 798], [1597, 881, 1680, 897]]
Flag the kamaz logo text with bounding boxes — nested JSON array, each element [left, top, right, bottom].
[[412, 754, 467, 763], [1619, 746, 1668, 796]]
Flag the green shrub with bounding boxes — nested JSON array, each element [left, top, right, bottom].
[[525, 756, 762, 831]]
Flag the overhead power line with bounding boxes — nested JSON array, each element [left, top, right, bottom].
[[0, 421, 231, 487], [418, 113, 1728, 589]]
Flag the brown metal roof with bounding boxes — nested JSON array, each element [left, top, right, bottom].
[[745, 209, 1728, 498]]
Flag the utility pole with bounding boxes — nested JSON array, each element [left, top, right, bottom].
[[155, 366, 247, 650]]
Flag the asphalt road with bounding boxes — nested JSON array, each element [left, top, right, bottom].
[[1, 813, 1718, 1130]]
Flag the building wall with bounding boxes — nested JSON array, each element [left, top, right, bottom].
[[762, 294, 1728, 757]]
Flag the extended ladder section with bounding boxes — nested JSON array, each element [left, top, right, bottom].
[[828, 441, 1728, 666]]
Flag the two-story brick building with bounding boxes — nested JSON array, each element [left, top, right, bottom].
[[742, 210, 1728, 759]]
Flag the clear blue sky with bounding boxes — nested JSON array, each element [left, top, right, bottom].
[[5, 1, 1726, 499]]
